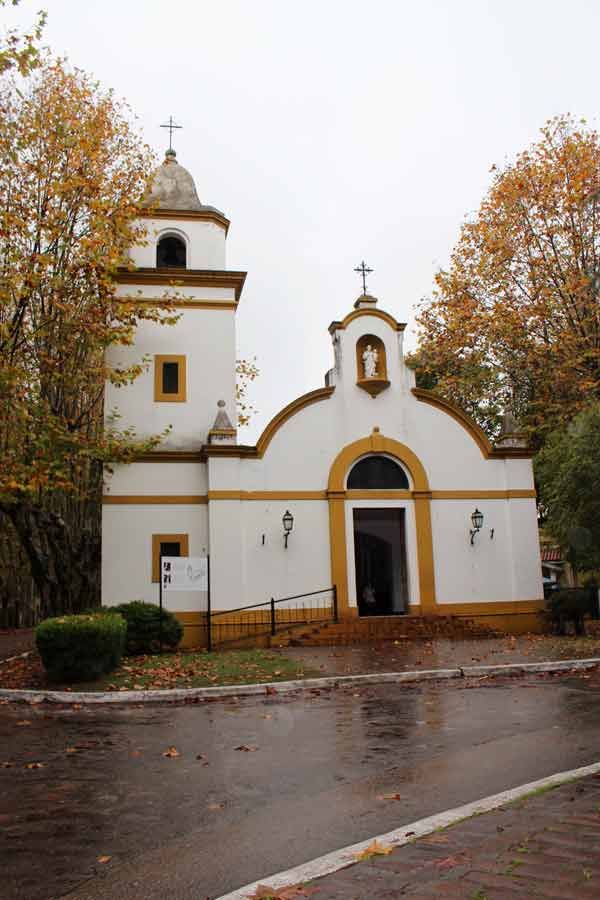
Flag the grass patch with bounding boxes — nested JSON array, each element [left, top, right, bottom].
[[84, 648, 316, 692]]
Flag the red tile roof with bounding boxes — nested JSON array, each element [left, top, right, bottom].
[[541, 548, 562, 562]]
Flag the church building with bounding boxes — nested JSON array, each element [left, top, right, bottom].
[[102, 150, 544, 644]]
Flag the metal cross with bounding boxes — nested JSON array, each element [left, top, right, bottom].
[[160, 116, 182, 152], [354, 260, 373, 295]]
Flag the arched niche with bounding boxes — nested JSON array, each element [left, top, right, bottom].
[[156, 232, 187, 268], [355, 334, 389, 397]]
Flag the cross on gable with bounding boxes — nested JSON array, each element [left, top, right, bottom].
[[354, 260, 373, 295]]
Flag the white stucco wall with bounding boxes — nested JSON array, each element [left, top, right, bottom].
[[104, 462, 207, 496], [102, 505, 208, 609], [128, 218, 227, 270], [105, 308, 236, 449]]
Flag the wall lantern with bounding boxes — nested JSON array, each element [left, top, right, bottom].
[[282, 510, 294, 549], [470, 508, 484, 545]]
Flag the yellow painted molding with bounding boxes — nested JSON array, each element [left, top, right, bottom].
[[254, 387, 336, 458], [117, 298, 238, 310], [328, 496, 349, 615], [437, 599, 545, 616], [411, 388, 536, 460], [431, 489, 537, 500], [411, 388, 492, 457], [151, 533, 189, 582], [103, 495, 207, 505], [414, 493, 437, 613], [204, 488, 537, 502], [138, 207, 230, 233], [328, 434, 430, 493], [207, 490, 326, 501], [115, 268, 247, 302], [154, 354, 186, 402], [329, 308, 406, 333]]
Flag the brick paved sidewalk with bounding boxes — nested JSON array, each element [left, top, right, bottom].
[[302, 773, 600, 899]]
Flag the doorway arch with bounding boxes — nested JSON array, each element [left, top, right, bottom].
[[327, 432, 436, 616]]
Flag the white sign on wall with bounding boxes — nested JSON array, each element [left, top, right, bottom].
[[161, 557, 208, 592]]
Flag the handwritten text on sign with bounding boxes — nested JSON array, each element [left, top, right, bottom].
[[161, 557, 208, 592]]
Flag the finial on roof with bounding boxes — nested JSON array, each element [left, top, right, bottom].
[[494, 408, 529, 450], [208, 400, 236, 445]]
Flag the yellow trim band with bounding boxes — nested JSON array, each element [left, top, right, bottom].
[[329, 308, 406, 333], [103, 495, 207, 504], [102, 489, 535, 503]]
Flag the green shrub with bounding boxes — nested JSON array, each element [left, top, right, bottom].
[[36, 613, 126, 682], [111, 601, 183, 654], [545, 588, 594, 635]]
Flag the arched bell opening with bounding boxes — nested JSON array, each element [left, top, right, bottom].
[[156, 234, 187, 268]]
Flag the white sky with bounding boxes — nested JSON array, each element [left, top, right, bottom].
[[6, 0, 600, 440]]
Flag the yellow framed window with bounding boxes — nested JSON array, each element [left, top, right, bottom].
[[154, 355, 186, 402], [152, 533, 189, 582]]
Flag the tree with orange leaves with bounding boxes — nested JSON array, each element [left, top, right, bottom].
[[412, 115, 600, 447], [0, 58, 178, 617]]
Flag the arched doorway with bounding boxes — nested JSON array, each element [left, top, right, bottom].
[[327, 432, 436, 617], [347, 456, 409, 616]]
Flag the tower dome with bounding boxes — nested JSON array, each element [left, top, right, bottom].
[[145, 149, 203, 212]]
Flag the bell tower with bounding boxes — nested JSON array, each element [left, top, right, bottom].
[[106, 145, 246, 450]]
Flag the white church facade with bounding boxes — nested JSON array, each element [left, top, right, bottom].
[[102, 150, 544, 644]]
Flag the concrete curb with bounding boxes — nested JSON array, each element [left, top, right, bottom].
[[216, 759, 600, 900], [0, 656, 598, 705]]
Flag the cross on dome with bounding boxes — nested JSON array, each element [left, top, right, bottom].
[[160, 116, 182, 154]]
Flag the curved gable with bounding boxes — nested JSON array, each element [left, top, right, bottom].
[[255, 386, 335, 458]]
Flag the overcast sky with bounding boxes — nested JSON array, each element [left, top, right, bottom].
[[6, 0, 600, 439]]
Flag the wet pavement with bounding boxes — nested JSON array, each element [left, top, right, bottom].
[[279, 634, 600, 676], [2, 670, 600, 899]]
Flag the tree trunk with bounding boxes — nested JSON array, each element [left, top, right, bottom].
[[2, 501, 100, 620]]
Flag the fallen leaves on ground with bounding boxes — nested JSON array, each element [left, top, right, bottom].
[[162, 746, 180, 758], [97, 856, 111, 864], [207, 802, 225, 810], [23, 762, 45, 769], [378, 792, 402, 801], [435, 854, 465, 870], [352, 840, 394, 861], [235, 744, 259, 752], [249, 884, 318, 899]]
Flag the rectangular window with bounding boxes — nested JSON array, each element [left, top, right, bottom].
[[152, 533, 189, 582], [154, 355, 186, 402]]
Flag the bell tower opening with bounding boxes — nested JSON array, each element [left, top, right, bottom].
[[157, 234, 187, 268]]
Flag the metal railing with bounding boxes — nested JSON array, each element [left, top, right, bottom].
[[206, 586, 337, 650]]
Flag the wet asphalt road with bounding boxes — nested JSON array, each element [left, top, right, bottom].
[[2, 674, 600, 900]]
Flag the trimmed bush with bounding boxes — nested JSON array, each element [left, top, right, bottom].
[[111, 601, 183, 654], [545, 588, 594, 635], [36, 613, 126, 682]]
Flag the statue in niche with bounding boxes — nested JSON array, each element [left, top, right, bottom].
[[362, 344, 379, 379]]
